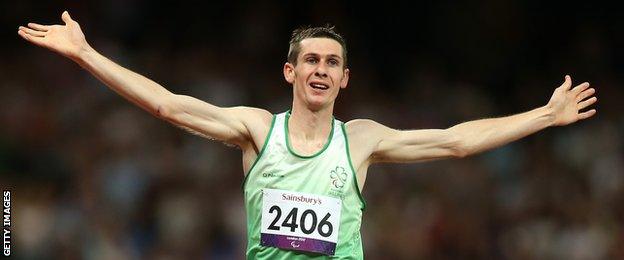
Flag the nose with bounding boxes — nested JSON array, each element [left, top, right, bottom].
[[314, 63, 328, 78]]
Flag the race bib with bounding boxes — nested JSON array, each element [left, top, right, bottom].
[[261, 189, 342, 255]]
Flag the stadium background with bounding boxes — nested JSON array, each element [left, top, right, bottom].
[[1, 1, 623, 259]]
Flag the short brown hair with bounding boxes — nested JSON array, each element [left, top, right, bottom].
[[287, 25, 348, 68]]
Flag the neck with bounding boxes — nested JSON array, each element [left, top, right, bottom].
[[288, 102, 334, 142]]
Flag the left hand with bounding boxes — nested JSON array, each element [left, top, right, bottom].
[[547, 75, 597, 126], [18, 11, 89, 61]]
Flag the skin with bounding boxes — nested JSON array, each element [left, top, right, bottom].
[[18, 11, 598, 192], [283, 38, 350, 156]]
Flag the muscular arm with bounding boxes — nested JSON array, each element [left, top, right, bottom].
[[444, 106, 553, 157], [18, 11, 271, 147], [77, 48, 268, 145], [349, 75, 597, 164]]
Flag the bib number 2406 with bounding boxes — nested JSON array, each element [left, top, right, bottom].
[[267, 206, 333, 237], [260, 189, 342, 256]]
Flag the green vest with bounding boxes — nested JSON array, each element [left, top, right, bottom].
[[243, 111, 366, 259]]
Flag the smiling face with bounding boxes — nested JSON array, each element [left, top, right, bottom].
[[283, 38, 350, 111]]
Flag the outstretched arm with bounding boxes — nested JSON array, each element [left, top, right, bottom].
[[443, 75, 596, 157], [348, 75, 597, 164], [18, 11, 270, 147]]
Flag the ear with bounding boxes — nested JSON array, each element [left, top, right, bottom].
[[283, 62, 295, 84], [340, 68, 350, 89]]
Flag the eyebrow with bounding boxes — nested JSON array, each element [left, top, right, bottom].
[[303, 53, 343, 60]]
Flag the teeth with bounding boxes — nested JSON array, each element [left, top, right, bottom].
[[311, 83, 328, 89]]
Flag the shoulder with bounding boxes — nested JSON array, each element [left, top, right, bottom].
[[343, 118, 395, 150], [344, 119, 393, 138], [226, 106, 273, 148], [234, 107, 274, 137], [341, 119, 393, 167], [233, 106, 273, 124]]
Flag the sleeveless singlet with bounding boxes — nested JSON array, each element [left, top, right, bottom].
[[243, 111, 366, 259]]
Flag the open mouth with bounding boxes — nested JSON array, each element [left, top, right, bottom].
[[309, 83, 329, 90]]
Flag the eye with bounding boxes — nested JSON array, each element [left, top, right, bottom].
[[328, 59, 339, 66], [306, 57, 318, 64]]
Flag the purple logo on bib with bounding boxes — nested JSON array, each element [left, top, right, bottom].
[[261, 233, 336, 255]]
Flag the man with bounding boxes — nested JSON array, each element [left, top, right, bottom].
[[18, 11, 597, 259]]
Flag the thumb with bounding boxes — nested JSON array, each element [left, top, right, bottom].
[[61, 11, 73, 24], [560, 74, 572, 90]]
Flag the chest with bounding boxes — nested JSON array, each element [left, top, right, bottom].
[[289, 137, 327, 156], [248, 140, 352, 199]]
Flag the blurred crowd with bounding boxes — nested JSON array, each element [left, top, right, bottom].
[[1, 1, 623, 259]]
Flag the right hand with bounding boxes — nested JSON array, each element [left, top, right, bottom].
[[18, 11, 90, 60]]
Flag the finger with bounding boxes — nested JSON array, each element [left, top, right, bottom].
[[576, 88, 595, 102], [578, 109, 596, 120], [572, 82, 590, 94], [560, 75, 572, 90], [27, 23, 50, 32], [19, 26, 46, 37], [578, 97, 597, 110], [61, 11, 73, 24], [17, 29, 47, 47]]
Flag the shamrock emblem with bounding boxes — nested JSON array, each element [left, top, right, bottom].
[[330, 166, 348, 189]]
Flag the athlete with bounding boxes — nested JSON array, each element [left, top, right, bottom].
[[18, 11, 597, 259]]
